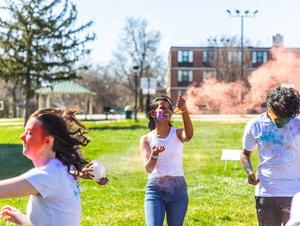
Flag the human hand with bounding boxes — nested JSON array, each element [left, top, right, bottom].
[[175, 96, 187, 112], [80, 162, 94, 179], [0, 205, 32, 225], [248, 173, 260, 185], [152, 145, 165, 155]]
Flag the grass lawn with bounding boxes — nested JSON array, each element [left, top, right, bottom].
[[0, 119, 258, 226]]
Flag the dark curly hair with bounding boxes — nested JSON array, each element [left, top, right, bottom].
[[147, 95, 174, 130], [267, 86, 300, 118], [30, 108, 89, 176]]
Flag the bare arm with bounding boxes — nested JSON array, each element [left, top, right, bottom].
[[240, 149, 259, 185], [179, 110, 193, 142], [176, 96, 193, 142], [139, 135, 165, 173], [0, 176, 38, 199]]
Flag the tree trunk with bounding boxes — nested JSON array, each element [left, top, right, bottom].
[[12, 79, 19, 118], [24, 73, 31, 126]]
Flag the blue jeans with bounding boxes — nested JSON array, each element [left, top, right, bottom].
[[144, 176, 188, 226]]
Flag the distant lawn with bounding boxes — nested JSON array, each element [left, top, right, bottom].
[[0, 119, 258, 225]]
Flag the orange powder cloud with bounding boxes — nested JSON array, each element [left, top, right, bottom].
[[185, 47, 300, 114]]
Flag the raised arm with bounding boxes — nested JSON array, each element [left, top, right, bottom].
[[139, 135, 165, 173], [176, 96, 193, 142], [240, 149, 259, 185]]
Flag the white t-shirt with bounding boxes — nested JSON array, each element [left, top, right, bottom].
[[243, 113, 300, 197], [286, 192, 300, 226], [147, 127, 184, 178], [21, 158, 81, 226]]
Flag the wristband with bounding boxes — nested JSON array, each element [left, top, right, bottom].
[[151, 152, 159, 160], [181, 108, 188, 113]]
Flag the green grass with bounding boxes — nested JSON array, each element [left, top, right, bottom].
[[0, 119, 258, 226]]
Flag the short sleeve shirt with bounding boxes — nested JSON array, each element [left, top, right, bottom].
[[243, 113, 300, 197], [21, 158, 81, 226]]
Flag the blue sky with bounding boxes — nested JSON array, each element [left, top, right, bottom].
[[74, 0, 300, 64]]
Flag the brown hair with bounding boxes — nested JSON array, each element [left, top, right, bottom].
[[31, 108, 89, 176], [147, 95, 173, 130]]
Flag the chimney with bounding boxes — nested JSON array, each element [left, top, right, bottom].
[[272, 34, 284, 47]]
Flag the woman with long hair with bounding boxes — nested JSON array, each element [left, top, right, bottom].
[[0, 108, 103, 225], [139, 95, 193, 226]]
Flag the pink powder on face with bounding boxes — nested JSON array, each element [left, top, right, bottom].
[[155, 110, 167, 121]]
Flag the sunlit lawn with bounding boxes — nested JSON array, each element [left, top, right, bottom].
[[0, 118, 258, 225]]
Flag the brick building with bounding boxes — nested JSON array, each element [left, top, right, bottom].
[[167, 34, 288, 101]]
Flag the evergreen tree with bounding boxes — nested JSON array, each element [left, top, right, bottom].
[[0, 0, 95, 122]]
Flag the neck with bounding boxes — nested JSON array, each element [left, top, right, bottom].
[[32, 149, 56, 167], [154, 123, 171, 138]]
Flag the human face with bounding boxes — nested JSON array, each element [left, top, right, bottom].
[[267, 109, 292, 128], [20, 117, 50, 160], [152, 100, 172, 122]]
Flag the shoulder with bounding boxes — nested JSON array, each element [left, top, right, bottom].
[[140, 133, 151, 145], [245, 113, 267, 128], [23, 159, 62, 180]]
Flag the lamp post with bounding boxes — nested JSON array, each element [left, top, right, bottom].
[[226, 9, 258, 80], [133, 65, 139, 121]]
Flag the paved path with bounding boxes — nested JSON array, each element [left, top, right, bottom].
[[0, 114, 257, 126]]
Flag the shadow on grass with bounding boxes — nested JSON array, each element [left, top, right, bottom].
[[0, 144, 32, 179], [89, 125, 147, 131]]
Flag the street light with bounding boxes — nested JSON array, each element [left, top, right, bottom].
[[133, 65, 139, 121], [226, 9, 258, 80]]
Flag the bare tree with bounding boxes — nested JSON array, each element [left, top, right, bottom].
[[207, 35, 251, 82], [112, 17, 166, 112]]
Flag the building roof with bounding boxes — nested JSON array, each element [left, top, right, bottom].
[[35, 80, 95, 95]]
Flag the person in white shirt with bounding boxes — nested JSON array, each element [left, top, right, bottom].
[[0, 108, 106, 225], [286, 192, 300, 226], [240, 86, 300, 226], [140, 95, 193, 226]]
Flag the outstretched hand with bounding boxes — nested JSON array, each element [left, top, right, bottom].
[[152, 145, 165, 154], [80, 162, 94, 179], [0, 205, 31, 225], [81, 163, 109, 186]]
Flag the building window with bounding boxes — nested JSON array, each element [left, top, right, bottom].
[[178, 50, 193, 63], [228, 51, 241, 62], [252, 51, 268, 65], [178, 70, 193, 82], [202, 50, 214, 62]]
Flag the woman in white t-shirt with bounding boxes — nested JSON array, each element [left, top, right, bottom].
[[139, 95, 193, 226], [0, 108, 105, 226]]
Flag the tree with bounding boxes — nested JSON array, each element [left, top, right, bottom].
[[0, 0, 95, 123], [206, 35, 251, 82], [112, 17, 165, 112]]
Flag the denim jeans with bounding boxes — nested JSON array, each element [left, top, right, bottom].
[[255, 196, 293, 226], [144, 176, 188, 226]]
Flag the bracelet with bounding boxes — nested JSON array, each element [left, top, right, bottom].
[[151, 152, 159, 160], [181, 108, 188, 113]]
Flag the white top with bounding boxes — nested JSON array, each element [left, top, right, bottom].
[[243, 113, 300, 197], [286, 192, 300, 226], [21, 158, 81, 226], [147, 127, 184, 179]]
